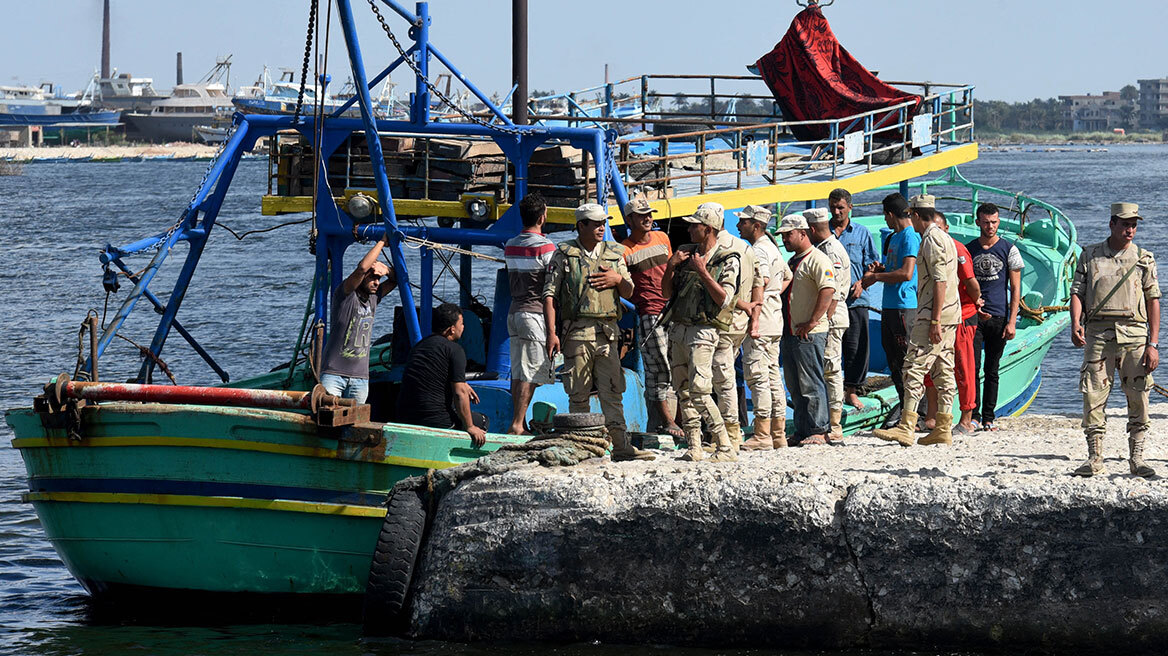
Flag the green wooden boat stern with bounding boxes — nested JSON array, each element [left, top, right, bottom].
[[6, 402, 526, 596]]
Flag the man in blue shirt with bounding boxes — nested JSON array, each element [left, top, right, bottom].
[[967, 202, 1024, 431], [830, 188, 880, 410], [862, 193, 919, 425]]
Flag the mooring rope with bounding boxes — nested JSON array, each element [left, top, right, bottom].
[[395, 425, 611, 501]]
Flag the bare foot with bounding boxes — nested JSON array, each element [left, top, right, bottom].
[[923, 419, 936, 430], [660, 423, 684, 439], [507, 423, 529, 435], [845, 391, 863, 410]]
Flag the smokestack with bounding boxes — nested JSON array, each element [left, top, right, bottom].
[[101, 0, 111, 79], [511, 0, 527, 125], [176, 52, 183, 86]]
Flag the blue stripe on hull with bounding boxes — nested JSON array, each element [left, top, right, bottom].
[[28, 477, 387, 508]]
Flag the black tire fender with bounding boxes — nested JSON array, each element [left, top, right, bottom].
[[552, 412, 606, 430], [363, 487, 428, 635]]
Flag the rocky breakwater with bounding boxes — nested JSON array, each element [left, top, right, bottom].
[[406, 413, 1168, 651]]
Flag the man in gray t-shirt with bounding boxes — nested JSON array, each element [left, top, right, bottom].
[[320, 236, 396, 403]]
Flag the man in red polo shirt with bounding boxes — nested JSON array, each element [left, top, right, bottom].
[[924, 211, 981, 434]]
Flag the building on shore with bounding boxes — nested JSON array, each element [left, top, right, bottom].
[[1138, 77, 1168, 128], [1058, 91, 1135, 132]]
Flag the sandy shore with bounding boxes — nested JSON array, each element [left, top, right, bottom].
[[0, 144, 222, 161]]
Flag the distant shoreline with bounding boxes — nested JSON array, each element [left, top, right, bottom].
[[978, 131, 1165, 146], [0, 143, 224, 162]]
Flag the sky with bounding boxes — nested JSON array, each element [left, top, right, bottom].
[[3, 0, 1168, 103]]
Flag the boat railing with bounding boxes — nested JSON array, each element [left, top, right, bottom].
[[266, 78, 975, 220], [868, 169, 1078, 304]]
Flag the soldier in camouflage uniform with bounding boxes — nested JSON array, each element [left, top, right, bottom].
[[661, 206, 742, 462], [805, 207, 852, 442], [1071, 202, 1161, 477], [873, 195, 960, 447], [544, 203, 655, 462], [698, 202, 762, 454]]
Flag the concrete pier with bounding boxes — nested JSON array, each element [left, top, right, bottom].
[[407, 412, 1168, 651]]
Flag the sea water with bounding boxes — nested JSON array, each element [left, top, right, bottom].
[[3, 145, 1168, 654]]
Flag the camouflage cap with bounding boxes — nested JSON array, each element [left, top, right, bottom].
[[775, 213, 810, 233], [623, 198, 657, 216], [1111, 202, 1143, 220], [575, 203, 609, 223], [697, 202, 725, 229], [803, 207, 831, 224], [909, 194, 936, 209], [682, 207, 722, 229], [737, 204, 773, 223]]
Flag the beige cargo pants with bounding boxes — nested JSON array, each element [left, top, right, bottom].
[[669, 323, 725, 445], [563, 329, 627, 443], [713, 331, 747, 421], [901, 320, 957, 414], [743, 334, 784, 419], [1081, 323, 1152, 437], [824, 326, 846, 412]]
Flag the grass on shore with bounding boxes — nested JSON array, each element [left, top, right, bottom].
[[979, 130, 1165, 145]]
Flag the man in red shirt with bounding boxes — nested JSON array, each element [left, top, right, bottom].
[[925, 212, 981, 434], [621, 198, 682, 438]]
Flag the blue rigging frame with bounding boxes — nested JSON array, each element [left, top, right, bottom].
[[90, 0, 630, 384]]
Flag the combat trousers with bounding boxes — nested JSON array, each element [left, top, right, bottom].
[[743, 334, 784, 419], [669, 323, 725, 445], [824, 326, 846, 411], [563, 332, 627, 443], [1080, 324, 1152, 438], [713, 331, 747, 421], [781, 332, 829, 439], [901, 320, 957, 415]]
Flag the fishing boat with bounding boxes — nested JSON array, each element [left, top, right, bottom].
[[6, 0, 1075, 603], [0, 83, 121, 127]]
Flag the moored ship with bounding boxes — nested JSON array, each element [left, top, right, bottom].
[[7, 0, 1075, 605]]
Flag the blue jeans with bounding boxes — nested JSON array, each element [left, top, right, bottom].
[[781, 332, 829, 439], [320, 373, 369, 404]]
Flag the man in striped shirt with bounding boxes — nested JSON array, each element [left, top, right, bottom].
[[621, 198, 682, 438], [503, 193, 557, 434]]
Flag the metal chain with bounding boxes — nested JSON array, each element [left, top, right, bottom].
[[144, 122, 241, 254], [294, 0, 319, 121], [600, 139, 617, 206], [364, 0, 539, 136]]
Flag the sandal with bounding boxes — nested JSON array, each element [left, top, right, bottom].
[[798, 434, 828, 446], [658, 424, 685, 440]]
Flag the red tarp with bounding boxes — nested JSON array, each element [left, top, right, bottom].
[[754, 5, 919, 141]]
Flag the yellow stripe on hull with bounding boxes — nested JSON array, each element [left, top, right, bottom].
[[25, 490, 389, 518], [11, 435, 458, 471]]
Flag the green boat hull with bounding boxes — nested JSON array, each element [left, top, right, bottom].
[[7, 403, 529, 596]]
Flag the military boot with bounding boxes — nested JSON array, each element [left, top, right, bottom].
[[772, 417, 788, 449], [828, 409, 844, 443], [709, 426, 739, 462], [679, 431, 705, 462], [610, 427, 656, 462], [918, 412, 953, 446], [873, 409, 918, 447], [725, 422, 742, 454], [741, 418, 774, 451], [1128, 432, 1155, 478], [1073, 434, 1104, 477]]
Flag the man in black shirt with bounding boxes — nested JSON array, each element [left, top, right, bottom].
[[396, 303, 488, 447]]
